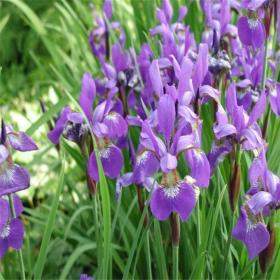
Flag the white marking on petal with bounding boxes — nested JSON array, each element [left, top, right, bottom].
[[0, 223, 10, 239], [246, 219, 257, 232], [248, 18, 259, 29], [163, 184, 180, 199], [99, 147, 111, 159], [136, 151, 149, 166]]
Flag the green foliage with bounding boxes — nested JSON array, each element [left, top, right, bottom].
[[1, 0, 280, 279]]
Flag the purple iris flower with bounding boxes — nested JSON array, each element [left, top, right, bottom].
[[214, 82, 266, 150], [138, 94, 210, 221], [49, 73, 127, 182], [0, 122, 38, 196], [237, 1, 266, 48], [232, 205, 270, 259], [80, 274, 93, 280], [0, 195, 24, 259]]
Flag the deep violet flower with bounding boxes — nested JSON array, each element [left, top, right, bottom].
[[80, 274, 93, 280], [237, 1, 266, 48], [0, 122, 38, 196], [0, 195, 24, 259], [232, 205, 269, 259], [48, 72, 127, 182]]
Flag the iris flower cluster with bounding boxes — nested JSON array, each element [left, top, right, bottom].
[[0, 121, 38, 258], [48, 0, 280, 266]]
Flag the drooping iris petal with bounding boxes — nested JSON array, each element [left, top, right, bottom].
[[0, 164, 30, 196], [0, 238, 8, 259], [0, 199, 9, 232], [48, 107, 71, 145], [173, 183, 197, 221], [0, 145, 9, 164], [7, 132, 38, 152], [186, 149, 210, 187], [150, 182, 197, 221], [103, 112, 128, 139], [237, 16, 265, 48], [247, 191, 273, 215], [88, 144, 123, 182], [160, 153, 177, 173], [150, 186, 173, 221], [133, 150, 159, 184], [79, 72, 96, 121], [232, 208, 270, 259], [7, 218, 24, 250], [157, 94, 175, 142]]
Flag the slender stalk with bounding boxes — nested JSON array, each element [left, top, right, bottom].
[[93, 194, 101, 278], [8, 195, 26, 280], [172, 245, 179, 280], [170, 213, 180, 280], [144, 229, 152, 279]]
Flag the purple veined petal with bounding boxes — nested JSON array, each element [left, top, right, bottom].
[[162, 0, 173, 23], [92, 101, 107, 123], [88, 144, 123, 182], [264, 170, 280, 195], [165, 84, 178, 102], [237, 16, 252, 46], [0, 199, 9, 232], [269, 84, 280, 116], [251, 19, 266, 49], [178, 56, 193, 99], [243, 0, 266, 10], [157, 94, 175, 142], [79, 72, 96, 121], [232, 207, 270, 260], [7, 132, 38, 152], [141, 121, 166, 157], [7, 218, 24, 250], [245, 222, 270, 260], [67, 112, 84, 124], [237, 79, 252, 89], [186, 149, 210, 188], [0, 164, 30, 196], [178, 105, 199, 124], [247, 191, 273, 215], [150, 186, 173, 221], [112, 44, 128, 73], [126, 116, 143, 127], [0, 145, 9, 164], [0, 238, 8, 259], [178, 6, 187, 21], [92, 122, 108, 138], [226, 83, 246, 132], [174, 134, 194, 155], [273, 183, 280, 204], [13, 195, 24, 217], [133, 150, 159, 185], [160, 153, 177, 173], [173, 182, 197, 221], [240, 127, 263, 150], [247, 91, 266, 127], [116, 172, 133, 201], [213, 123, 237, 139], [192, 43, 208, 93], [48, 107, 71, 145], [103, 0, 112, 19], [249, 155, 266, 187], [103, 112, 128, 139], [207, 141, 233, 174], [149, 60, 163, 96], [199, 85, 220, 103]]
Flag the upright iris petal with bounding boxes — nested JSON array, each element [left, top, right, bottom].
[[7, 132, 38, 152], [79, 72, 96, 121], [157, 94, 175, 142]]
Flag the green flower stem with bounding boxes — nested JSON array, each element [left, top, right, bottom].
[[171, 213, 180, 279], [8, 194, 26, 280]]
